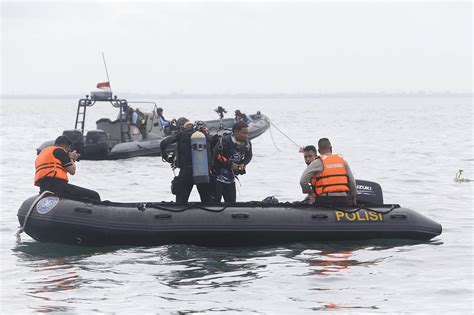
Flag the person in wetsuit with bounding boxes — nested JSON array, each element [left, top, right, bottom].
[[160, 118, 213, 203], [213, 121, 253, 203]]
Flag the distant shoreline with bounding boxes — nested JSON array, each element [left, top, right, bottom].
[[1, 92, 472, 100]]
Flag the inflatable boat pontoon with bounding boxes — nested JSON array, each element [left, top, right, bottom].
[[17, 194, 442, 247]]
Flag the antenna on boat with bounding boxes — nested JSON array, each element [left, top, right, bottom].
[[101, 51, 113, 94]]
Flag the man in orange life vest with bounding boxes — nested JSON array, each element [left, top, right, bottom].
[[300, 138, 356, 205], [35, 135, 101, 201]]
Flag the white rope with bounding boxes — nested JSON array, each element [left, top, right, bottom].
[[269, 120, 300, 148], [269, 126, 282, 152], [16, 191, 53, 243]]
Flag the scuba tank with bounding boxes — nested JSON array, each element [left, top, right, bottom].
[[191, 131, 210, 184]]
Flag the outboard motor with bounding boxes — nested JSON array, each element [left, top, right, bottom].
[[191, 131, 210, 184], [85, 130, 109, 160], [355, 179, 383, 204], [62, 129, 84, 155]]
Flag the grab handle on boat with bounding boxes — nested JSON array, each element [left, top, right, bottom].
[[74, 207, 93, 214], [155, 213, 173, 220], [232, 213, 249, 219], [311, 214, 329, 220], [390, 213, 407, 220]]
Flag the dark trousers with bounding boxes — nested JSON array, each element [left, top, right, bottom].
[[38, 178, 101, 201], [173, 169, 212, 203], [214, 181, 237, 203], [315, 195, 351, 206]]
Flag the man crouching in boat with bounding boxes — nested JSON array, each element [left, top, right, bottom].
[[299, 145, 318, 203], [35, 135, 101, 201], [300, 138, 356, 206]]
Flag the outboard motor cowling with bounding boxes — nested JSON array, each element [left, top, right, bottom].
[[191, 131, 210, 184], [85, 130, 109, 160], [355, 179, 383, 204]]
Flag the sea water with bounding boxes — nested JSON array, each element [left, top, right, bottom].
[[0, 96, 472, 313]]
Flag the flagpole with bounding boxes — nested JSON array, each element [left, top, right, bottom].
[[101, 52, 112, 93]]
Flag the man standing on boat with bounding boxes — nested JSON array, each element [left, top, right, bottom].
[[213, 121, 253, 203], [300, 138, 356, 206], [160, 118, 213, 203], [35, 135, 101, 201]]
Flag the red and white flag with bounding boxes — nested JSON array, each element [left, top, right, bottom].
[[96, 81, 111, 91]]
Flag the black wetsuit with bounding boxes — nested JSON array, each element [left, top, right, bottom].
[[213, 134, 252, 203], [160, 126, 212, 203]]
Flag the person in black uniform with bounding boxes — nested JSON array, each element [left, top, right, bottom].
[[160, 118, 213, 203], [35, 135, 101, 201]]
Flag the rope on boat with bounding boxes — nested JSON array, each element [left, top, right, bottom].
[[268, 126, 282, 152], [138, 202, 230, 213], [140, 200, 400, 215], [362, 204, 400, 214], [269, 120, 300, 148], [317, 203, 401, 214], [194, 204, 229, 212], [16, 191, 53, 243]]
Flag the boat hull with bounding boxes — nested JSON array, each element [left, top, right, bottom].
[[17, 196, 442, 246]]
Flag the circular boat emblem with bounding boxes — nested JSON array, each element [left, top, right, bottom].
[[36, 197, 60, 214]]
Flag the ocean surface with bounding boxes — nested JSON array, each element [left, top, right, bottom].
[[0, 96, 472, 313]]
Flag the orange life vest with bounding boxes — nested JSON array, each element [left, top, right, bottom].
[[34, 146, 69, 186], [311, 154, 350, 195]]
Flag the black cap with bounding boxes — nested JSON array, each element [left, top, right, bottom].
[[235, 110, 241, 114], [54, 135, 72, 146], [157, 107, 163, 113]]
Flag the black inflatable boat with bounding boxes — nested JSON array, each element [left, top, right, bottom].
[[17, 193, 442, 246]]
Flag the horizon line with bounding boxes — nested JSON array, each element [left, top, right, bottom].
[[1, 91, 472, 100]]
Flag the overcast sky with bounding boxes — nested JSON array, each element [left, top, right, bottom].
[[1, 1, 472, 95]]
